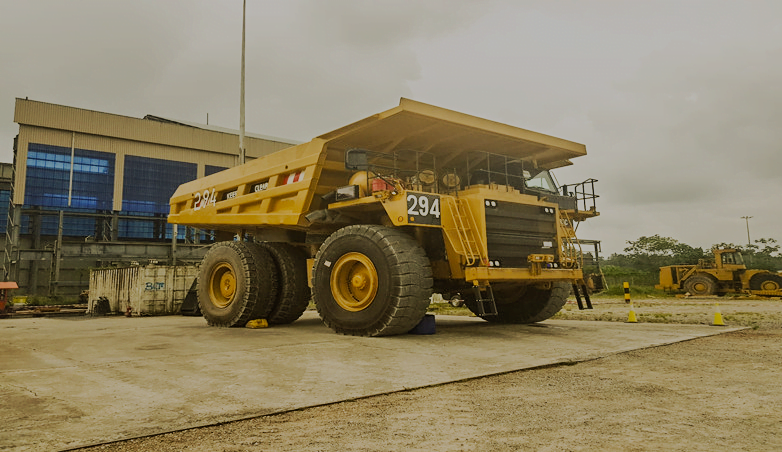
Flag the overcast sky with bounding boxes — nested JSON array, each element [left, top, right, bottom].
[[1, 0, 779, 256]]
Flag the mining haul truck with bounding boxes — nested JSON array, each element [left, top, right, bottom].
[[656, 248, 782, 297], [168, 99, 599, 336]]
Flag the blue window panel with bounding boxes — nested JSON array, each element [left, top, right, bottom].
[[20, 213, 97, 237], [27, 193, 96, 210], [205, 165, 229, 176], [118, 218, 155, 239], [0, 190, 10, 234], [60, 216, 97, 237], [24, 143, 115, 212], [166, 223, 187, 240], [121, 200, 157, 214], [117, 217, 185, 240], [122, 156, 197, 216], [70, 196, 99, 210]]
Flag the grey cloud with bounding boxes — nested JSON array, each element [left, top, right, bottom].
[[300, 0, 494, 48], [1, 0, 779, 257]]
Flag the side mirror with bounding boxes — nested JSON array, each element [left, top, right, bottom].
[[345, 148, 369, 170]]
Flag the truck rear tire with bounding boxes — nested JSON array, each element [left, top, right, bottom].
[[198, 241, 278, 327], [684, 274, 717, 296], [312, 225, 433, 336], [467, 282, 569, 324], [257, 242, 311, 324], [749, 273, 782, 291]]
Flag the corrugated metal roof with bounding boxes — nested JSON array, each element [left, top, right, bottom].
[[143, 115, 301, 146], [13, 99, 300, 155]]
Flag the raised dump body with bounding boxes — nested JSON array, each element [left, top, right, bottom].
[[169, 99, 600, 336]]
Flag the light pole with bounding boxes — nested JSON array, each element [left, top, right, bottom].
[[238, 0, 246, 165], [740, 216, 752, 247]]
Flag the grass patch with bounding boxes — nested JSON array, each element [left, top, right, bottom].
[[599, 285, 671, 298], [427, 303, 473, 316], [651, 313, 672, 319], [21, 295, 79, 306]]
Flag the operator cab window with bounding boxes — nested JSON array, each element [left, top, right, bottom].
[[722, 252, 743, 265], [525, 169, 558, 193]]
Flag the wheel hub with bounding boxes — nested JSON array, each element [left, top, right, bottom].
[[209, 262, 236, 308], [352, 274, 367, 290], [760, 280, 780, 291], [330, 252, 378, 312]]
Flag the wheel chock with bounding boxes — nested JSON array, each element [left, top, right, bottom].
[[246, 319, 269, 329], [711, 304, 726, 326], [408, 314, 436, 335]]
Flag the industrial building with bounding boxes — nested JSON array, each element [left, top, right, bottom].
[[3, 98, 298, 297]]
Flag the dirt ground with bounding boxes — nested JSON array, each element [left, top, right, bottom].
[[78, 296, 782, 452]]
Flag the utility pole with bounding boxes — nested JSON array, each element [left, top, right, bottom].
[[740, 216, 752, 246], [741, 215, 753, 267], [238, 0, 246, 165]]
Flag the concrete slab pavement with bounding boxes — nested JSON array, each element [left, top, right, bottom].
[[0, 312, 742, 451]]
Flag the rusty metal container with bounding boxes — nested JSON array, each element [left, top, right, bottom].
[[88, 265, 198, 315]]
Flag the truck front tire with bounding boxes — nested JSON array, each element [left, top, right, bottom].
[[312, 225, 433, 336], [198, 241, 278, 327]]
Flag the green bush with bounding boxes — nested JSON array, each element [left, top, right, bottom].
[[20, 295, 70, 306]]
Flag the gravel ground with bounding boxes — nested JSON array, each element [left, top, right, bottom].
[[554, 295, 782, 329], [77, 296, 782, 452]]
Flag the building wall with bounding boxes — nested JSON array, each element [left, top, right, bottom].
[[13, 99, 296, 207], [6, 99, 299, 297]]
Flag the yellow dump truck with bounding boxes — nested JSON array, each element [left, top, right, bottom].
[[169, 99, 599, 336], [656, 248, 782, 297]]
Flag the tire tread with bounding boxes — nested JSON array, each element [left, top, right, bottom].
[[313, 225, 432, 336]]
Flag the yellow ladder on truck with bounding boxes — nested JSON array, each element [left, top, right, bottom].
[[559, 210, 582, 269], [560, 210, 594, 310], [444, 197, 486, 266]]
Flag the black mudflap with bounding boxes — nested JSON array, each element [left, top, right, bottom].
[[180, 279, 201, 316]]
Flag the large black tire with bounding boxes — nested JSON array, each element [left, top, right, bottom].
[[312, 225, 433, 337], [198, 241, 277, 327], [749, 273, 782, 291], [257, 242, 311, 324], [684, 274, 717, 296], [466, 282, 570, 324]]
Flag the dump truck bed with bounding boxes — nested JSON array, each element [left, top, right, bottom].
[[168, 98, 587, 231]]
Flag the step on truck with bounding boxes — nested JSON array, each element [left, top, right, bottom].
[[168, 99, 599, 336]]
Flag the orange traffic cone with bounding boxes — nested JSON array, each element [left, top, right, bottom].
[[626, 302, 638, 323], [711, 303, 725, 326]]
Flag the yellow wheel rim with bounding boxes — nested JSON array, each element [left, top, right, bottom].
[[760, 280, 780, 291], [209, 262, 236, 309], [692, 282, 707, 293], [330, 252, 379, 312]]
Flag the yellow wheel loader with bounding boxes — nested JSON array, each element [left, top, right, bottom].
[[656, 248, 782, 297], [169, 99, 600, 336]]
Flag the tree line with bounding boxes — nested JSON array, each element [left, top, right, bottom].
[[584, 234, 782, 287], [588, 235, 782, 287]]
